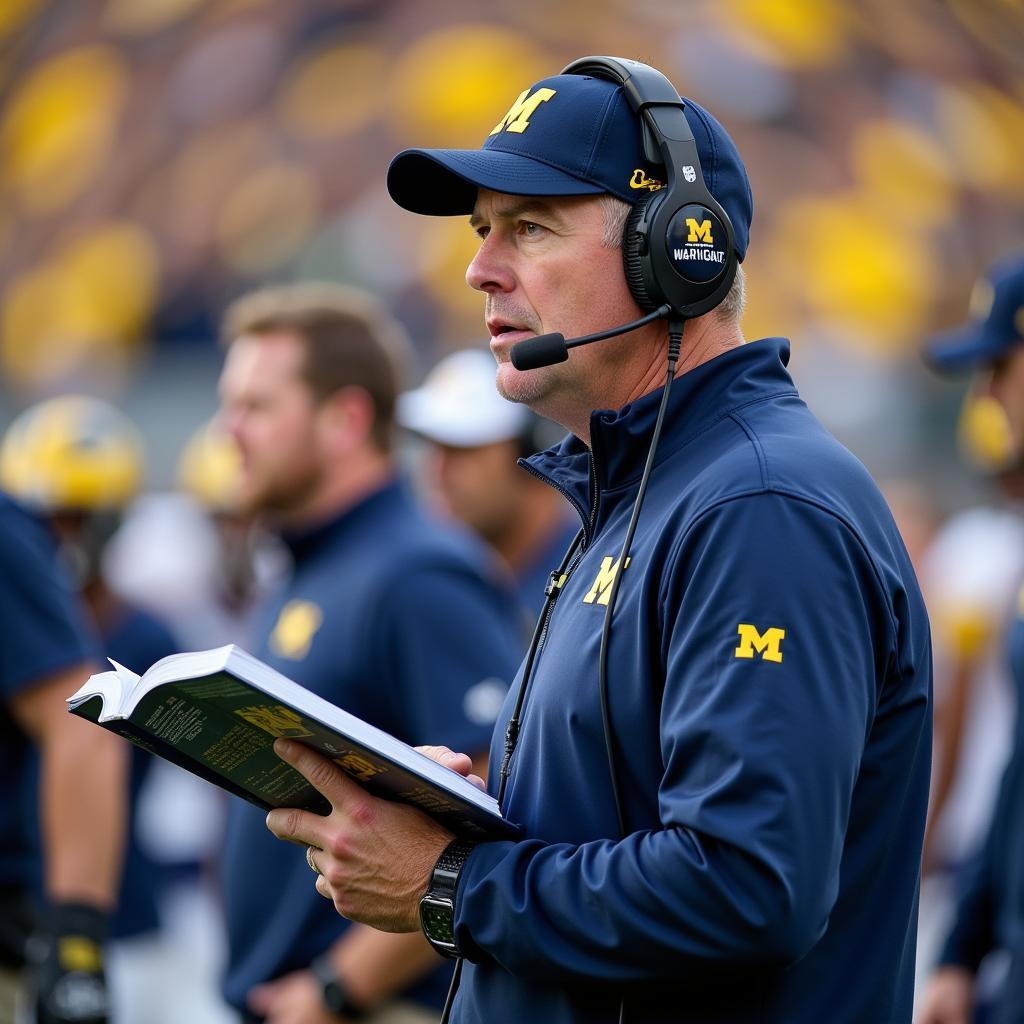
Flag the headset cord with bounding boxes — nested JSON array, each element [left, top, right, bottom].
[[439, 528, 584, 1024], [597, 319, 684, 1024], [441, 323, 683, 1024], [440, 959, 463, 1024]]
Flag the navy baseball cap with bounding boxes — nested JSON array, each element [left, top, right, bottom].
[[925, 252, 1024, 373], [387, 70, 753, 262]]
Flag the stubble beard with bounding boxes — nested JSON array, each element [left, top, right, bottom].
[[494, 361, 557, 407], [242, 455, 324, 524]]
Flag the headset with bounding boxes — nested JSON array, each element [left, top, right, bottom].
[[565, 56, 738, 320], [510, 56, 739, 371]]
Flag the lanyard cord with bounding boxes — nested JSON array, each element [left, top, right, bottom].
[[598, 321, 684, 1024], [599, 321, 683, 839]]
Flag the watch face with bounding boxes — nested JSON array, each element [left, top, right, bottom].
[[322, 979, 348, 1015], [420, 895, 456, 947]]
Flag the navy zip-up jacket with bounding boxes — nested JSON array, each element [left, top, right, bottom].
[[450, 338, 932, 1023]]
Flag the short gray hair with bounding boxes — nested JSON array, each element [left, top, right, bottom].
[[599, 195, 746, 325]]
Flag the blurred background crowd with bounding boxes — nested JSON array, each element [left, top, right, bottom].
[[1, 0, 1023, 1021], [0, 0, 1020, 489]]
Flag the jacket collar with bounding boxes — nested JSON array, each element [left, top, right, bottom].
[[521, 338, 797, 531]]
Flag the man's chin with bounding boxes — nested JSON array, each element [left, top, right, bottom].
[[495, 361, 551, 406], [239, 485, 298, 522]]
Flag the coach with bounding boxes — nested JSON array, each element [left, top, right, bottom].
[[266, 58, 932, 1023]]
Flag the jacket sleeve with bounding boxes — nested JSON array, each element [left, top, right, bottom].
[[0, 504, 98, 697], [938, 842, 996, 972], [937, 746, 1019, 970], [452, 492, 893, 984]]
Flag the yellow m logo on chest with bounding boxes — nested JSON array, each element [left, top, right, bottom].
[[735, 623, 786, 663], [490, 87, 556, 135], [270, 599, 323, 660], [582, 556, 630, 606]]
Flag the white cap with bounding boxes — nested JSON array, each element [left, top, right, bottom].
[[397, 349, 534, 448]]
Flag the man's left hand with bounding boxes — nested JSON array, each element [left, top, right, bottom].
[[265, 739, 453, 932], [247, 970, 343, 1024]]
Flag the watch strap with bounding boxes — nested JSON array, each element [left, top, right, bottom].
[[420, 839, 477, 958], [310, 954, 369, 1020], [432, 840, 476, 899]]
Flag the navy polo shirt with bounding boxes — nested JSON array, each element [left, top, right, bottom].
[[0, 495, 97, 891], [221, 479, 523, 1013], [450, 339, 932, 1024]]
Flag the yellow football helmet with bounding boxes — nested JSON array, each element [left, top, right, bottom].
[[177, 419, 243, 514], [0, 395, 144, 510], [958, 393, 1014, 471]]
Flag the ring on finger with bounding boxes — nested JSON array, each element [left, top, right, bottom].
[[306, 845, 322, 876]]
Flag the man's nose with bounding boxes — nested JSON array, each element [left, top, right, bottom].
[[466, 235, 515, 295]]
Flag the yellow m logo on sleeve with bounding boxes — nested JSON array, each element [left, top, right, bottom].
[[734, 623, 786, 663], [490, 87, 556, 136], [685, 218, 714, 244], [582, 556, 630, 606]]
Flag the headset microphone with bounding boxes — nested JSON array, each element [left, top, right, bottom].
[[510, 304, 672, 371]]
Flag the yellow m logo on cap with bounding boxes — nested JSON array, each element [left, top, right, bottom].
[[490, 87, 556, 136], [735, 623, 786, 663], [686, 218, 713, 244]]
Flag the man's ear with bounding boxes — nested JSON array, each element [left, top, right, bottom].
[[317, 386, 375, 456]]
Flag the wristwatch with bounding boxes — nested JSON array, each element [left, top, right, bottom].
[[310, 955, 369, 1020], [419, 839, 477, 958]]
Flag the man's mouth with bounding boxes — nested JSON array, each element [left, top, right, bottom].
[[488, 323, 536, 361]]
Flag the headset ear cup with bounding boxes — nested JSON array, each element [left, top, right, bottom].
[[622, 193, 661, 313]]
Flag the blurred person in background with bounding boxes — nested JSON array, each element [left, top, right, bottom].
[[397, 348, 578, 618], [106, 419, 285, 654], [914, 461, 1024, 972], [104, 419, 283, 1024], [176, 421, 284, 644], [918, 252, 1024, 1024], [0, 494, 123, 1023], [217, 283, 522, 1024], [1, 396, 181, 1023]]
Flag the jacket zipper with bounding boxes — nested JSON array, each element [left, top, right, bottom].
[[499, 453, 601, 792]]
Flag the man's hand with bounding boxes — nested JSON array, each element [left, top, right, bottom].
[[27, 903, 109, 1024], [415, 745, 486, 790], [915, 966, 974, 1024], [265, 739, 454, 932], [247, 970, 343, 1024]]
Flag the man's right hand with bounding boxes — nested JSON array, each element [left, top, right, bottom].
[[915, 966, 974, 1024]]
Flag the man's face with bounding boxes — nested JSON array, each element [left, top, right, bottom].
[[982, 344, 1024, 460], [467, 190, 650, 423], [218, 331, 325, 520], [426, 439, 523, 546]]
